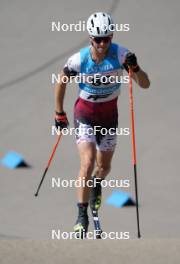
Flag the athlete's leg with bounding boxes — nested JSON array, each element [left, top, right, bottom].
[[90, 132, 117, 210], [76, 142, 96, 203], [74, 142, 96, 236], [73, 119, 97, 236], [94, 130, 117, 179], [94, 150, 114, 179], [90, 150, 114, 210]]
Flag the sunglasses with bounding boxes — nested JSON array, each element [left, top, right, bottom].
[[92, 36, 111, 44]]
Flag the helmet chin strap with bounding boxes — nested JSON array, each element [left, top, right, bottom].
[[90, 39, 101, 51], [91, 42, 100, 54], [91, 40, 94, 47]]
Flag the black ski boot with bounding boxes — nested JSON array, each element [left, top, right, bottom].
[[73, 203, 89, 239]]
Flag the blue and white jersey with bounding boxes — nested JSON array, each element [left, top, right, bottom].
[[64, 43, 129, 103]]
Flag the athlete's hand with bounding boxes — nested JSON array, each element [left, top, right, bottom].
[[55, 111, 69, 130], [124, 52, 140, 72]]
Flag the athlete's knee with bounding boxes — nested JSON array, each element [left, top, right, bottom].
[[96, 164, 111, 177], [80, 158, 95, 176]]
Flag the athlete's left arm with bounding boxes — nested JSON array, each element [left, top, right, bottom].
[[131, 68, 150, 89], [123, 51, 150, 89]]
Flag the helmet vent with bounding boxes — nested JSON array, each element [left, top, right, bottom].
[[91, 19, 94, 27], [96, 27, 100, 34], [94, 13, 97, 17], [103, 13, 105, 16]]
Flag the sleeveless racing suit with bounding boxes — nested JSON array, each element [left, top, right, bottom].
[[63, 43, 129, 151]]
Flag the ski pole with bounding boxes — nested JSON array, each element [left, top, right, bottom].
[[34, 133, 62, 197], [128, 68, 141, 238]]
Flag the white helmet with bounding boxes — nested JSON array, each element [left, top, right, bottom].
[[87, 12, 114, 37]]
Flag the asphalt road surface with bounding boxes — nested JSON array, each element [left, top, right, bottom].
[[0, 0, 179, 263]]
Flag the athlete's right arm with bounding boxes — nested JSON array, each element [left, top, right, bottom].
[[54, 70, 70, 130], [54, 52, 80, 129], [55, 70, 68, 113], [55, 52, 80, 113]]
